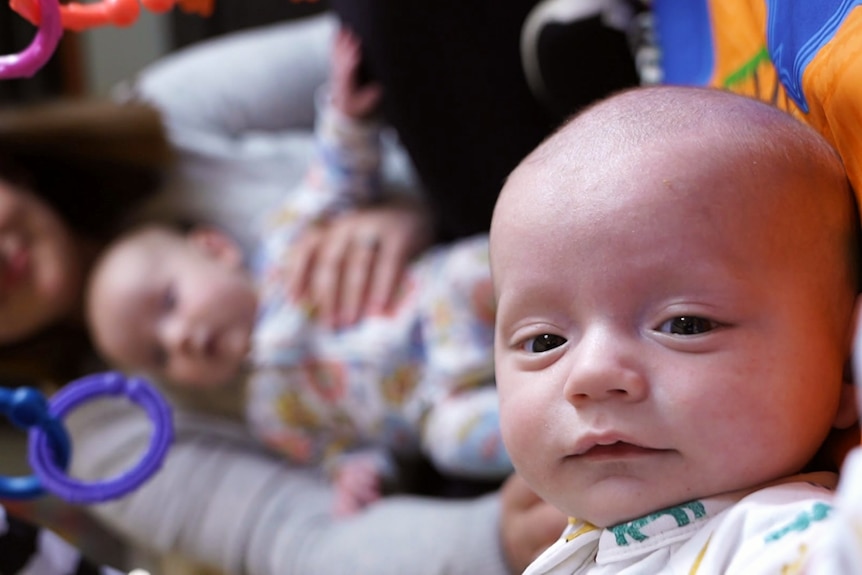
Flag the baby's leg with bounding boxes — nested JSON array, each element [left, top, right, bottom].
[[417, 235, 509, 478], [419, 235, 495, 385], [421, 386, 512, 479]]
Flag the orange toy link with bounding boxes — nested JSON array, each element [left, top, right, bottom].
[[142, 0, 214, 17], [10, 0, 214, 32], [174, 0, 214, 17]]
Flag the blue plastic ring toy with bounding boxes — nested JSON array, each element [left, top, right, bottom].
[[0, 387, 71, 499], [29, 372, 173, 504]]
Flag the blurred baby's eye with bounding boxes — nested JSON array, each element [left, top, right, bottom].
[[523, 334, 567, 353], [657, 316, 718, 336], [162, 284, 177, 312], [150, 345, 167, 371]]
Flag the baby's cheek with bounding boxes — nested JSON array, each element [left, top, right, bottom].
[[499, 395, 542, 467]]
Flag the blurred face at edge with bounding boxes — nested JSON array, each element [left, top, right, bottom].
[[0, 179, 84, 343]]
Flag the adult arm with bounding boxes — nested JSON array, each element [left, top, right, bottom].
[[65, 400, 513, 575], [120, 13, 335, 139]]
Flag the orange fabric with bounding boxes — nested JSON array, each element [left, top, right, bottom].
[[703, 1, 862, 216], [694, 1, 862, 453]]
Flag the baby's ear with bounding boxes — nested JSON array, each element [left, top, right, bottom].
[[835, 297, 862, 430], [834, 364, 858, 430], [187, 226, 243, 268]]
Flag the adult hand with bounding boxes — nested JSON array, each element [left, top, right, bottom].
[[332, 454, 383, 517], [286, 196, 434, 328], [499, 473, 567, 573], [331, 26, 382, 119]]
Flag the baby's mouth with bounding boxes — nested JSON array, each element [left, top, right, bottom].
[[212, 328, 251, 359], [578, 441, 667, 460], [0, 235, 29, 294]]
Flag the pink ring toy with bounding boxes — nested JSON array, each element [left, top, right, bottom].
[[0, 0, 61, 79]]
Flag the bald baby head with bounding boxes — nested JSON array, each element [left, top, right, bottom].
[[491, 85, 857, 298]]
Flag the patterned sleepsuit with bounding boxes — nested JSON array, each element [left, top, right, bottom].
[[244, 95, 511, 480]]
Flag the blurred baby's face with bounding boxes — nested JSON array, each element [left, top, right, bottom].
[[0, 179, 84, 344], [87, 227, 258, 388], [490, 138, 857, 527]]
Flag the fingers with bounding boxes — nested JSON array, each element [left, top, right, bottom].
[[339, 232, 380, 326], [286, 201, 433, 328], [310, 224, 352, 327], [285, 225, 326, 302], [302, 221, 381, 328], [332, 456, 383, 516], [351, 83, 384, 118], [331, 25, 382, 119], [364, 197, 433, 313], [366, 231, 406, 315], [500, 471, 543, 509], [499, 473, 567, 573]]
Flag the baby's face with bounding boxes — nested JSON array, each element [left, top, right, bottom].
[[491, 139, 857, 527], [87, 228, 258, 388], [0, 179, 84, 343]]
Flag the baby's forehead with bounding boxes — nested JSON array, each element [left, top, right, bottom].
[[95, 228, 178, 288], [111, 227, 181, 262]]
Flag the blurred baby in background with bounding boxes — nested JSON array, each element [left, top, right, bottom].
[[85, 27, 510, 516]]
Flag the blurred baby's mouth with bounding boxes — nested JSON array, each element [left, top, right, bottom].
[[0, 235, 29, 293], [221, 328, 251, 357]]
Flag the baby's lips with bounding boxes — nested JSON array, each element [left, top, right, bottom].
[[0, 235, 29, 293]]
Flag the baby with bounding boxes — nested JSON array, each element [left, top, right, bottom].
[[87, 218, 508, 516], [490, 85, 862, 572], [85, 30, 511, 515]]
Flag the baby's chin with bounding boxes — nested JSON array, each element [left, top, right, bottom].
[[553, 489, 700, 528]]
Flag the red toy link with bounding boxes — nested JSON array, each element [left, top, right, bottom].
[[10, 0, 214, 31], [11, 0, 139, 31]]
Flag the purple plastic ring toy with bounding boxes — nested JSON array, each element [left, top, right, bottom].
[[29, 372, 173, 504], [0, 0, 63, 79]]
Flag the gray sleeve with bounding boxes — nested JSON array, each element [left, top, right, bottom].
[[66, 401, 510, 575], [112, 15, 332, 253], [117, 13, 336, 138]]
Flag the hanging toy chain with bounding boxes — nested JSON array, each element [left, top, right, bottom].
[[0, 0, 214, 79], [0, 0, 60, 79], [0, 386, 70, 500], [0, 372, 173, 504], [10, 0, 214, 32]]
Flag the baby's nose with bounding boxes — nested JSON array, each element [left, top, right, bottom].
[[563, 328, 648, 404]]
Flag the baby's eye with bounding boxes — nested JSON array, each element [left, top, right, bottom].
[[657, 316, 718, 336], [523, 334, 567, 353]]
